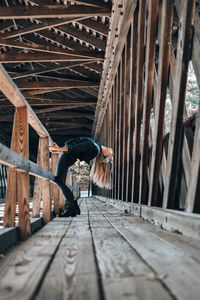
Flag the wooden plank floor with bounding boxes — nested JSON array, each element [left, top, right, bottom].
[[1, 197, 200, 300]]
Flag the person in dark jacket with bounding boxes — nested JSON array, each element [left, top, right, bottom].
[[49, 137, 113, 217]]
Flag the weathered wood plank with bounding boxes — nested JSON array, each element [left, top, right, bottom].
[[163, 0, 195, 209], [139, 0, 158, 204], [40, 137, 51, 223], [89, 199, 172, 300], [51, 153, 60, 215], [3, 110, 18, 227], [0, 6, 111, 19], [148, 0, 173, 206], [36, 203, 100, 300], [32, 138, 42, 218], [94, 198, 200, 300], [0, 39, 104, 59], [185, 113, 200, 212], [0, 221, 71, 300], [132, 0, 146, 203], [0, 142, 55, 182], [15, 107, 31, 240]]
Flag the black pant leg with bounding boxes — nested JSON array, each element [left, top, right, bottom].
[[55, 151, 77, 203]]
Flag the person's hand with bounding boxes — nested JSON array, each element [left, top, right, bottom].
[[49, 143, 60, 154]]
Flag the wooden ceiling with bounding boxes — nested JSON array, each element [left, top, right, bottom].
[[0, 0, 111, 157]]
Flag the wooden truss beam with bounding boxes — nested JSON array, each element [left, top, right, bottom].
[[9, 61, 93, 80], [0, 17, 87, 40], [16, 80, 99, 89], [0, 53, 100, 63], [0, 5, 111, 19], [0, 39, 104, 59]]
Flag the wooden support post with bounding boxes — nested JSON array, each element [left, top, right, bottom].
[[132, 0, 146, 203], [40, 136, 51, 223], [32, 138, 42, 217], [185, 114, 200, 212], [139, 0, 158, 204], [3, 107, 31, 239], [51, 153, 59, 215], [148, 0, 173, 206], [122, 30, 131, 202], [163, 0, 195, 209], [126, 11, 138, 203], [114, 74, 119, 199], [3, 112, 18, 227]]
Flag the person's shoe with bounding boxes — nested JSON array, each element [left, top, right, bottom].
[[73, 200, 81, 215], [58, 207, 76, 217]]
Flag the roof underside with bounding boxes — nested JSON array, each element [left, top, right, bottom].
[[0, 0, 112, 157]]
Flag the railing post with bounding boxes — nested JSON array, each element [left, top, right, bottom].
[[40, 136, 51, 223], [3, 107, 31, 239], [32, 138, 42, 217], [51, 153, 59, 214]]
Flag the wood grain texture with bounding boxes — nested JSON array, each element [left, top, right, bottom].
[[51, 153, 59, 214], [40, 137, 51, 223], [36, 201, 99, 300], [93, 197, 200, 300], [32, 138, 42, 218], [0, 221, 70, 300], [16, 107, 31, 240]]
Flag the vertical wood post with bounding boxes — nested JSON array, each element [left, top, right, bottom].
[[32, 138, 42, 217], [148, 0, 173, 206], [132, 0, 146, 203], [51, 153, 59, 214], [4, 107, 31, 239], [139, 0, 158, 204], [185, 114, 200, 212], [40, 136, 51, 223], [163, 0, 195, 209]]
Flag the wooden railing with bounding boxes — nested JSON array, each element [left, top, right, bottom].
[[93, 0, 200, 218], [0, 64, 80, 240]]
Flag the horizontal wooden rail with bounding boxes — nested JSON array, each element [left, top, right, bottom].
[[0, 142, 80, 193], [0, 142, 55, 182]]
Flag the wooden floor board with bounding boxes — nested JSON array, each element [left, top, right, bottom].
[[89, 199, 172, 300], [0, 220, 72, 300], [1, 197, 200, 300], [35, 199, 100, 300], [91, 198, 200, 300]]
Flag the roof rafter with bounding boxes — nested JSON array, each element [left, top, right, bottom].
[[0, 5, 111, 19]]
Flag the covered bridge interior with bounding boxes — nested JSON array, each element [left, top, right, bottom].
[[0, 0, 200, 299]]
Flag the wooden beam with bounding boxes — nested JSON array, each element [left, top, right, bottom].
[[0, 53, 100, 63], [148, 0, 173, 206], [34, 103, 96, 114], [0, 64, 52, 141], [185, 113, 200, 212], [45, 121, 92, 129], [139, 0, 158, 204], [16, 80, 98, 89], [40, 137, 51, 223], [0, 39, 104, 59], [0, 5, 111, 19], [10, 61, 93, 80], [132, 0, 146, 203], [0, 141, 55, 182], [0, 17, 88, 40], [162, 0, 195, 209]]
